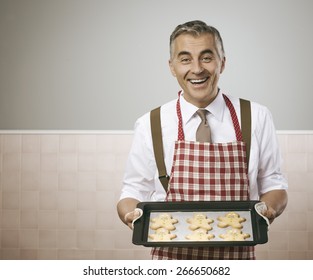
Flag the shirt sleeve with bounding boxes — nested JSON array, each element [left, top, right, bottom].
[[119, 113, 157, 202], [255, 106, 288, 195]]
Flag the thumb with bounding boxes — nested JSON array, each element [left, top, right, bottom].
[[124, 209, 142, 229]]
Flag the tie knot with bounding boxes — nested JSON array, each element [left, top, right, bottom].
[[196, 109, 208, 122]]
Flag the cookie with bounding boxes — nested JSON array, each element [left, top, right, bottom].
[[185, 228, 215, 241], [150, 213, 178, 231], [219, 229, 250, 241], [148, 228, 177, 241], [186, 213, 214, 231], [217, 212, 246, 229]]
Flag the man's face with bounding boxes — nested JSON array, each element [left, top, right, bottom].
[[169, 33, 225, 108]]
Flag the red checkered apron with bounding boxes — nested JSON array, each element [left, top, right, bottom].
[[151, 94, 255, 259]]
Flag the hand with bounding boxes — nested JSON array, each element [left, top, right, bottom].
[[124, 208, 142, 229], [261, 205, 277, 224]]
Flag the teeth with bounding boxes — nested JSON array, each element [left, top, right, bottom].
[[190, 78, 208, 84]]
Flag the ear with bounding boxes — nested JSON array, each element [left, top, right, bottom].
[[168, 59, 177, 77], [220, 56, 226, 74]]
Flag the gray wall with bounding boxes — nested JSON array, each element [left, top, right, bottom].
[[1, 0, 312, 130]]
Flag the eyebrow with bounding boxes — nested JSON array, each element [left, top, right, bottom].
[[177, 49, 214, 57]]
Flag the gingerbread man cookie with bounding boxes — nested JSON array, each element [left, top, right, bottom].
[[217, 212, 246, 229], [186, 213, 214, 231], [219, 229, 250, 241], [185, 228, 215, 241], [148, 228, 177, 241], [150, 213, 178, 231]]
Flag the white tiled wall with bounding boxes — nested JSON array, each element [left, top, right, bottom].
[[0, 132, 312, 260]]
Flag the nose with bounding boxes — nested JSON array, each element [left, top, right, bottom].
[[191, 60, 204, 75]]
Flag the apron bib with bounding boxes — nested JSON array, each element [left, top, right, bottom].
[[151, 94, 255, 260]]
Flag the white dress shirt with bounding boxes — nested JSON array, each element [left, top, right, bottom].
[[120, 91, 288, 202]]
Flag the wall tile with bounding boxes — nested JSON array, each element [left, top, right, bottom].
[[38, 249, 57, 260], [21, 191, 39, 210], [57, 249, 76, 260], [20, 210, 38, 229], [307, 135, 313, 153], [78, 172, 97, 191], [96, 212, 114, 230], [94, 230, 115, 250], [288, 251, 308, 260], [2, 192, 20, 209], [59, 135, 77, 153], [20, 229, 38, 249], [22, 153, 40, 172], [57, 230, 77, 249], [1, 210, 20, 228], [2, 154, 21, 172], [75, 250, 95, 260], [96, 153, 116, 172], [0, 135, 3, 154], [39, 191, 57, 210], [57, 191, 77, 210], [39, 230, 57, 249], [287, 134, 307, 153], [96, 171, 117, 191], [288, 231, 308, 251], [1, 249, 20, 260], [58, 154, 78, 172], [287, 172, 310, 192], [58, 211, 77, 229], [41, 135, 59, 153], [78, 154, 96, 172], [76, 211, 96, 229], [41, 154, 58, 171], [78, 135, 97, 153], [21, 172, 40, 191], [3, 135, 22, 153], [20, 249, 37, 260], [94, 250, 114, 260], [59, 172, 78, 191], [22, 135, 40, 153], [1, 171, 20, 191], [77, 230, 95, 249], [1, 230, 19, 248], [308, 154, 313, 172], [96, 135, 115, 153], [77, 191, 96, 210], [287, 212, 307, 231], [285, 153, 307, 173], [40, 172, 58, 191], [38, 211, 57, 229], [286, 191, 308, 212]]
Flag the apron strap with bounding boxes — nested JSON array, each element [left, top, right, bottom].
[[150, 96, 252, 191], [150, 106, 169, 191], [240, 98, 252, 171]]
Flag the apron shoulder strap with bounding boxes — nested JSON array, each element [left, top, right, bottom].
[[150, 106, 169, 191], [240, 98, 252, 171]]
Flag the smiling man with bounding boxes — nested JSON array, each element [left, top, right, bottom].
[[117, 20, 288, 260]]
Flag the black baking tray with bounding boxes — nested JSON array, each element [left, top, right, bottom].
[[132, 200, 268, 247]]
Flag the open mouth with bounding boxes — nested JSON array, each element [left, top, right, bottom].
[[189, 77, 209, 85]]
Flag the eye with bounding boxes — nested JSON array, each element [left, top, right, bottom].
[[202, 56, 212, 63], [180, 57, 191, 64]]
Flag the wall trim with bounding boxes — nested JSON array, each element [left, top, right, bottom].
[[0, 130, 134, 135], [0, 130, 313, 135]]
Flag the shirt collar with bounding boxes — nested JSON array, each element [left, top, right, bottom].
[[179, 90, 226, 125]]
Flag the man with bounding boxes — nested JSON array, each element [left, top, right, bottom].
[[117, 20, 288, 259]]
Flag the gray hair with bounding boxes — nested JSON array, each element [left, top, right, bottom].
[[169, 20, 225, 59]]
